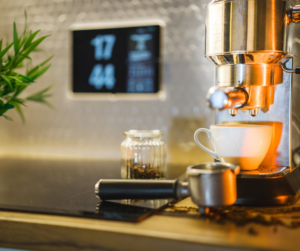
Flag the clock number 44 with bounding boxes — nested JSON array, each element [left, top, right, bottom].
[[88, 64, 115, 90], [89, 35, 116, 90]]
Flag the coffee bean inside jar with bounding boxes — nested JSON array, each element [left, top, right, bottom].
[[121, 130, 167, 179]]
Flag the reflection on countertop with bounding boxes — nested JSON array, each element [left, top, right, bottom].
[[0, 155, 185, 221]]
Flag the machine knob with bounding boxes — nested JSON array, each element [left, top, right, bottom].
[[206, 87, 248, 110]]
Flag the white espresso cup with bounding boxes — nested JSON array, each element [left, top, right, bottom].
[[194, 124, 272, 170]]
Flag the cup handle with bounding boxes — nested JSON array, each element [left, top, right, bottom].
[[194, 128, 218, 159]]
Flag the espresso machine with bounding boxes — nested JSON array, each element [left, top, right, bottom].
[[205, 0, 300, 205]]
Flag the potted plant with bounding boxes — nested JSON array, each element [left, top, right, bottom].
[[0, 11, 53, 122]]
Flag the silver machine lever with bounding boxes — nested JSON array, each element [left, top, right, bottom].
[[281, 61, 300, 74], [206, 87, 248, 110]]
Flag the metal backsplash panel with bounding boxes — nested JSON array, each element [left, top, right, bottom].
[[0, 0, 214, 164]]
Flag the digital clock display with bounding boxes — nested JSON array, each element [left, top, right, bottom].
[[72, 24, 161, 94]]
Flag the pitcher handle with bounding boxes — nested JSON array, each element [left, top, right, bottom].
[[194, 128, 218, 159]]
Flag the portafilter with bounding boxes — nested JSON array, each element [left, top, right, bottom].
[[95, 163, 240, 208]]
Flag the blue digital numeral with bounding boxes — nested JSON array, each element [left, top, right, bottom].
[[88, 64, 115, 90], [91, 35, 116, 60], [89, 35, 116, 90]]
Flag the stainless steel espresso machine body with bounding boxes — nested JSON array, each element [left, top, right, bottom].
[[205, 0, 300, 205]]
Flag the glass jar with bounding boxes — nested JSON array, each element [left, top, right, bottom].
[[121, 130, 167, 179]]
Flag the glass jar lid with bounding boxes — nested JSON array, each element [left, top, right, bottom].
[[123, 130, 164, 137]]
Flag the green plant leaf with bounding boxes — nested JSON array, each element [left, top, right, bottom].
[[23, 10, 27, 36], [19, 54, 31, 61], [27, 55, 54, 76], [0, 75, 13, 90], [26, 84, 53, 98], [18, 35, 27, 50], [16, 60, 24, 68], [2, 115, 13, 121], [10, 100, 25, 123], [28, 64, 51, 80], [0, 42, 13, 59], [0, 98, 4, 107], [19, 74, 34, 83], [15, 83, 30, 87], [33, 48, 46, 52], [10, 97, 26, 106], [0, 39, 2, 52], [30, 99, 53, 109], [26, 84, 54, 109], [3, 103, 14, 109], [13, 22, 19, 55], [0, 108, 7, 115], [15, 35, 49, 66], [2, 86, 14, 96], [23, 30, 40, 50], [8, 76, 23, 83], [24, 36, 49, 56]]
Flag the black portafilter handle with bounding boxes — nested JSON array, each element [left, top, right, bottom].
[[95, 179, 189, 200]]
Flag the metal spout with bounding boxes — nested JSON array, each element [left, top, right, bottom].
[[249, 109, 259, 117], [229, 109, 238, 117]]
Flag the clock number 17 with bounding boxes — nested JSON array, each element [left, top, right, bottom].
[[91, 35, 116, 61]]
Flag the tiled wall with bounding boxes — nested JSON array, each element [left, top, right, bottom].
[[0, 0, 215, 164]]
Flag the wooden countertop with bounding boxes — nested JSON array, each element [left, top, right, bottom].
[[0, 156, 298, 251], [1, 198, 300, 251]]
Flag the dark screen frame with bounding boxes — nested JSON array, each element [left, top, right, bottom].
[[69, 20, 165, 100]]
